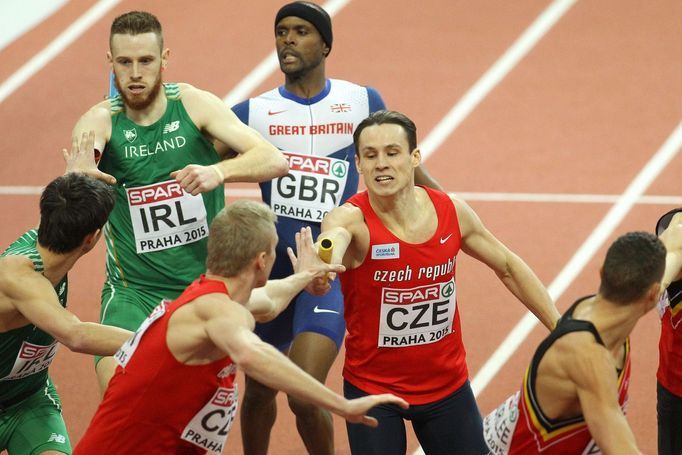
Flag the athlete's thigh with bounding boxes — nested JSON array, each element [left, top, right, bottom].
[[6, 382, 71, 455], [292, 278, 345, 350], [411, 381, 489, 455], [344, 381, 407, 455]]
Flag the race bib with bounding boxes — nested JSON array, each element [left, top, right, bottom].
[[126, 180, 208, 253], [0, 341, 59, 381], [181, 386, 238, 453], [483, 392, 520, 455], [378, 279, 456, 347], [115, 301, 167, 367], [270, 152, 349, 222]]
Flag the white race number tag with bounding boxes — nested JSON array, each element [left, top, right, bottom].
[[270, 152, 348, 222], [181, 386, 238, 453], [378, 279, 456, 347], [0, 341, 59, 381], [126, 180, 208, 253]]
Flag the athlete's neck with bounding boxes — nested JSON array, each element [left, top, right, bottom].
[[36, 243, 81, 286], [204, 272, 254, 305], [284, 65, 326, 99], [124, 90, 168, 126], [574, 295, 640, 351]]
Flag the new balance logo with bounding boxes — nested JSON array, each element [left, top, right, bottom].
[[313, 305, 340, 315], [163, 121, 180, 134], [440, 234, 453, 244], [47, 433, 67, 444]]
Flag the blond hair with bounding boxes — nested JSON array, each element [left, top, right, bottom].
[[207, 200, 277, 277]]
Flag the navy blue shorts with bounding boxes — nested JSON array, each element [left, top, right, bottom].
[[255, 277, 345, 351], [344, 380, 490, 455], [658, 381, 682, 455]]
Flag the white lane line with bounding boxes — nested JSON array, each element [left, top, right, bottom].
[[222, 0, 351, 106], [419, 0, 578, 161], [3, 185, 682, 206], [471, 121, 682, 400], [0, 0, 68, 52], [0, 0, 122, 104]]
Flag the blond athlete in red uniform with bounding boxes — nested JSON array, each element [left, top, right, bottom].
[[314, 110, 560, 455], [483, 223, 682, 455], [75, 201, 407, 454]]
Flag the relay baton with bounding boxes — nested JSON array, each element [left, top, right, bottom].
[[318, 238, 334, 284]]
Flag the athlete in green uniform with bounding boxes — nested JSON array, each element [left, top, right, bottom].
[[0, 150, 132, 455], [65, 11, 289, 393]]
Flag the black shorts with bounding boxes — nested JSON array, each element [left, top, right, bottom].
[[658, 381, 682, 455], [344, 380, 490, 455]]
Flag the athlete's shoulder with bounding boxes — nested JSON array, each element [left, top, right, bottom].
[[329, 79, 385, 111], [0, 255, 38, 289], [323, 202, 364, 230]]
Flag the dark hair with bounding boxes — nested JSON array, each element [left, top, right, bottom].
[[599, 231, 666, 303], [110, 11, 163, 49], [353, 110, 417, 156], [38, 173, 115, 253]]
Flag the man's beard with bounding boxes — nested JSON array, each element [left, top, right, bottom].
[[114, 72, 163, 111]]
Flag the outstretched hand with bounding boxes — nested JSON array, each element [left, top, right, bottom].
[[170, 164, 223, 196], [660, 212, 682, 252], [62, 130, 116, 184], [287, 227, 345, 295], [341, 394, 409, 427]]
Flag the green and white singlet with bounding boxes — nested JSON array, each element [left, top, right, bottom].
[[100, 83, 223, 293], [0, 229, 67, 403]]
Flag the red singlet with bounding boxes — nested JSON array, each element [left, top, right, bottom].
[[340, 186, 467, 404], [75, 276, 237, 454], [658, 280, 682, 396]]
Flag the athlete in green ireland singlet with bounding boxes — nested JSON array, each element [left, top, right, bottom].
[[67, 11, 287, 392], [0, 170, 131, 455]]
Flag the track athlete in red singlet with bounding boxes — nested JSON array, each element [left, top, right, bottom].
[[315, 110, 560, 455], [655, 208, 682, 455], [484, 225, 682, 454], [74, 201, 408, 454], [233, 4, 442, 454]]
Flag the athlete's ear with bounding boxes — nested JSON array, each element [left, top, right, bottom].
[[355, 154, 362, 174], [161, 48, 170, 70], [106, 51, 113, 65], [411, 148, 422, 168]]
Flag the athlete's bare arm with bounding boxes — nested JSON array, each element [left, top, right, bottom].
[[566, 336, 643, 455], [452, 195, 560, 329], [0, 256, 132, 355], [247, 227, 345, 321], [204, 300, 408, 427], [66, 104, 116, 184], [171, 84, 288, 195]]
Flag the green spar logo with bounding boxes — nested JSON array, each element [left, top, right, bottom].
[[331, 161, 347, 178], [441, 281, 455, 298]]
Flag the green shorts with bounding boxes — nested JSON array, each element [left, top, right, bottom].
[[0, 379, 71, 455], [96, 282, 182, 364]]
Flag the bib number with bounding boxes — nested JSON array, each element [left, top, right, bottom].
[[127, 180, 208, 253], [270, 152, 348, 222], [378, 279, 456, 348], [0, 341, 59, 381], [181, 386, 238, 453], [483, 392, 520, 455]]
